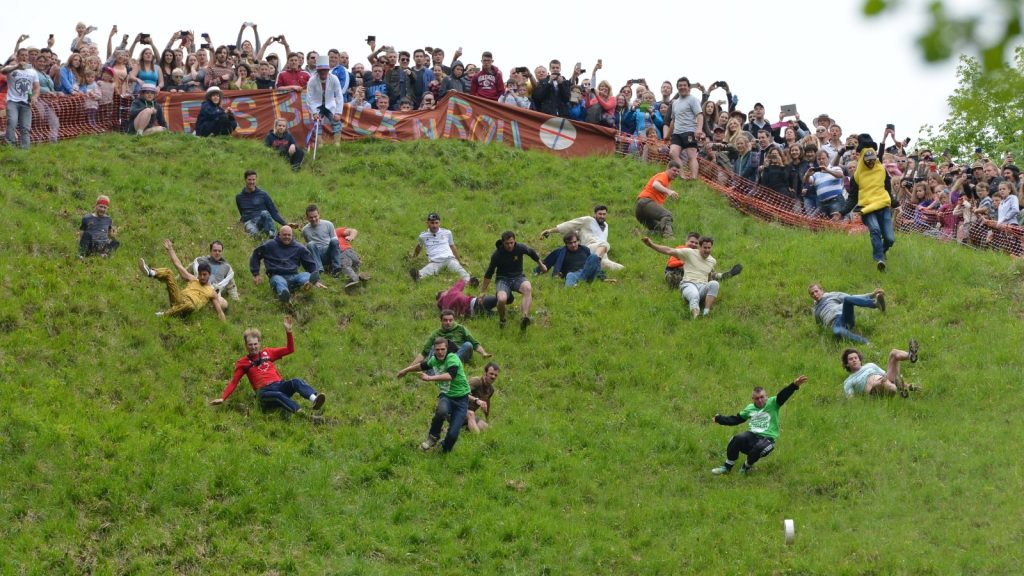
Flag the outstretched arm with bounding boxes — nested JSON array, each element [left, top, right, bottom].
[[164, 239, 197, 281], [641, 236, 677, 256], [776, 375, 808, 406]]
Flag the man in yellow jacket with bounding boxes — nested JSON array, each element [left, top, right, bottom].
[[843, 131, 896, 271]]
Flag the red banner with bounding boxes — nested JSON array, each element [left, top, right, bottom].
[[153, 90, 615, 157]]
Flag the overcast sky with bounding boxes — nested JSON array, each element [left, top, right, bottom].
[[4, 0, 1010, 144]]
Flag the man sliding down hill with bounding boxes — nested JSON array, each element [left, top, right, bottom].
[[210, 315, 326, 414], [139, 239, 226, 321], [710, 375, 808, 475]]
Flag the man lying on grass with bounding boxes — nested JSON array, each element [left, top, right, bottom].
[[210, 315, 326, 414], [139, 239, 226, 321], [710, 375, 808, 475], [809, 283, 885, 344], [841, 339, 920, 398]]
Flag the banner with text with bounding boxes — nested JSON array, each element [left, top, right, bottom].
[[156, 90, 616, 157]]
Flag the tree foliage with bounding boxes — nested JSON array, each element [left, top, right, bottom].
[[864, 0, 1023, 71], [916, 47, 1024, 162]]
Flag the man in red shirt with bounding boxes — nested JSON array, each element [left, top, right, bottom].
[[635, 161, 682, 238], [276, 52, 309, 92], [469, 51, 503, 101], [210, 316, 325, 413]]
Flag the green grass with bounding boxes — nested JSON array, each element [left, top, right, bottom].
[[1, 135, 1022, 575]]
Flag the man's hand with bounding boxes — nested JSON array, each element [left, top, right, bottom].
[[711, 414, 719, 423], [792, 375, 808, 388], [209, 398, 224, 406], [480, 351, 493, 358], [283, 315, 294, 332], [163, 239, 174, 251], [476, 399, 488, 411], [642, 237, 653, 246], [418, 372, 433, 382], [253, 275, 263, 285], [537, 262, 548, 274]]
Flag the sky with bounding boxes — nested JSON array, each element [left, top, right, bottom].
[[3, 0, 1010, 144]]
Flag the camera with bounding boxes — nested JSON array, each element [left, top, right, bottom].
[[180, 30, 189, 37], [366, 35, 375, 43]]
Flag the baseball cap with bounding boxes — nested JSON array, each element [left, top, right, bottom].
[[862, 149, 878, 162], [427, 212, 440, 221]]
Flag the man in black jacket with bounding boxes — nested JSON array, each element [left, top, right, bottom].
[[532, 59, 572, 117], [478, 231, 547, 330], [250, 226, 321, 303]]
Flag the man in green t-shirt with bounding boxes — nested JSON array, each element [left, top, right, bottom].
[[397, 337, 485, 453], [710, 375, 808, 475]]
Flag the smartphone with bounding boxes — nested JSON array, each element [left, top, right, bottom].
[[598, 58, 603, 66], [366, 35, 375, 43], [202, 32, 210, 38], [886, 123, 895, 131], [180, 30, 190, 37], [49, 33, 54, 39], [201, 43, 212, 50], [140, 33, 151, 41], [227, 44, 237, 52]]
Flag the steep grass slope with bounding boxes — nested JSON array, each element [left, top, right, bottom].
[[0, 135, 1022, 575]]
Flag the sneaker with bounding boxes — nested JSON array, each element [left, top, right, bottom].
[[740, 465, 752, 475], [876, 293, 887, 313], [419, 436, 438, 451], [358, 273, 371, 281], [908, 338, 919, 363], [520, 316, 531, 331], [277, 289, 292, 303], [711, 466, 731, 475], [138, 258, 153, 277], [312, 393, 326, 410], [344, 280, 360, 289], [468, 276, 480, 288], [877, 260, 887, 272], [155, 311, 165, 317], [499, 318, 507, 329], [720, 263, 743, 280], [409, 268, 420, 282]]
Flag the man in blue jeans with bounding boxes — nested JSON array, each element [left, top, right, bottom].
[[406, 309, 492, 369], [809, 283, 886, 344], [210, 315, 326, 413], [843, 133, 896, 271], [397, 338, 480, 453], [250, 226, 321, 303], [538, 231, 617, 287], [2, 48, 40, 149], [235, 169, 287, 238]]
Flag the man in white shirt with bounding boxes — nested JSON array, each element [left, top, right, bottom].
[[539, 204, 623, 271], [642, 235, 739, 318], [305, 55, 345, 145], [2, 48, 40, 149], [410, 212, 473, 283]]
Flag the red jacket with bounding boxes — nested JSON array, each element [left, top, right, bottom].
[[220, 332, 294, 400]]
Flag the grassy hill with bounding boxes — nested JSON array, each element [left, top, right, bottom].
[[1, 135, 1022, 575]]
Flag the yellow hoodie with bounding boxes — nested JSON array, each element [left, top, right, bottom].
[[853, 150, 891, 215]]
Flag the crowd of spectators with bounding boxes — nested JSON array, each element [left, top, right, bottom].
[[3, 22, 1021, 249]]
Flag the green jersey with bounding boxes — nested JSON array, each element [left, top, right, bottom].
[[738, 396, 785, 440], [422, 353, 470, 397]]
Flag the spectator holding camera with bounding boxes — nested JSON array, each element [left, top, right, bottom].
[[195, 86, 237, 137], [129, 40, 162, 91], [498, 80, 531, 109], [533, 59, 572, 117]]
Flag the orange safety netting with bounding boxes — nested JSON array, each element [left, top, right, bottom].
[[614, 133, 1024, 258], [0, 93, 133, 144]]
